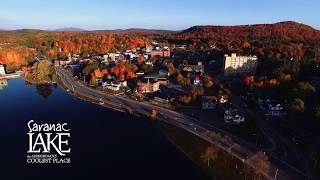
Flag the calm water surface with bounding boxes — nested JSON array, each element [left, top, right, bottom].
[[0, 78, 210, 180]]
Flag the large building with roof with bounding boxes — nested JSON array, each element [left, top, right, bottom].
[[223, 53, 258, 76]]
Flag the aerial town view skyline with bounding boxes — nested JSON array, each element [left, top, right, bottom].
[[0, 1, 320, 180]]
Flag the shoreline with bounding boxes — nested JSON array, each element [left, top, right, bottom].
[[55, 67, 301, 180]]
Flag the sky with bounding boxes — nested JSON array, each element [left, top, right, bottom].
[[0, 0, 319, 30]]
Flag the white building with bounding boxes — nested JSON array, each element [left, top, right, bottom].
[[224, 108, 245, 124], [218, 95, 228, 104], [0, 65, 6, 75], [223, 53, 258, 76]]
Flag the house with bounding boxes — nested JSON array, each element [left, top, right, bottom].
[[137, 79, 160, 93], [224, 108, 245, 124], [153, 92, 176, 104], [145, 60, 153, 66], [151, 48, 170, 57], [258, 98, 285, 117], [176, 44, 187, 49], [119, 81, 127, 87], [55, 59, 72, 66], [136, 71, 145, 76], [193, 75, 201, 85], [144, 69, 169, 84], [0, 65, 6, 75], [218, 95, 228, 104], [182, 62, 204, 74], [102, 81, 121, 91], [223, 53, 258, 76], [267, 103, 284, 116], [202, 96, 217, 109]]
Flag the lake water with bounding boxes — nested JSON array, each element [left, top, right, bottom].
[[0, 78, 210, 180]]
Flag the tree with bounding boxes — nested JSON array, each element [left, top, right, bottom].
[[209, 132, 222, 141], [36, 84, 53, 99], [294, 82, 316, 99], [150, 109, 157, 120], [178, 95, 192, 104], [203, 75, 214, 88], [243, 76, 254, 86], [290, 98, 305, 113], [201, 146, 218, 167], [176, 73, 190, 86], [82, 61, 99, 77], [190, 86, 204, 101], [27, 60, 56, 82], [253, 151, 270, 180], [167, 62, 175, 75], [314, 106, 320, 120]]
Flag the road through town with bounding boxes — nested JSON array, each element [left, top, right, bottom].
[[56, 67, 306, 180]]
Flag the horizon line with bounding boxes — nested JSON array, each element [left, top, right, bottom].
[[1, 21, 319, 31]]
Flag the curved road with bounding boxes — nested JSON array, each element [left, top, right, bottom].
[[56, 67, 306, 180]]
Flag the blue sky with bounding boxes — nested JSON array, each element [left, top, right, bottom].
[[0, 0, 319, 30]]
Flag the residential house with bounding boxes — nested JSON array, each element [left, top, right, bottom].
[[202, 96, 217, 109], [193, 75, 201, 86], [258, 98, 285, 117], [144, 69, 169, 84], [0, 65, 6, 75], [224, 108, 245, 124], [218, 95, 228, 104], [137, 79, 160, 93], [151, 48, 170, 57], [182, 62, 205, 74], [102, 81, 121, 91]]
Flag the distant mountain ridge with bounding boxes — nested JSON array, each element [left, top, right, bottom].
[[0, 21, 318, 35], [52, 28, 86, 32], [174, 21, 320, 41]]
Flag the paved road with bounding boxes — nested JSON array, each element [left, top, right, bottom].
[[56, 67, 305, 180]]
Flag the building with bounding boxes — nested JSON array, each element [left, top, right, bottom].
[[0, 65, 6, 75], [224, 108, 245, 124], [193, 75, 201, 85], [202, 96, 217, 109], [182, 62, 205, 74], [258, 98, 285, 117], [54, 60, 72, 66], [144, 69, 169, 84], [218, 95, 228, 104], [102, 82, 121, 91], [151, 48, 170, 57], [223, 53, 258, 76], [137, 79, 160, 93]]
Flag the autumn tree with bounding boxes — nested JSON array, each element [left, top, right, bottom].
[[290, 98, 305, 113], [293, 82, 316, 99], [314, 106, 320, 120], [176, 73, 190, 86], [166, 62, 175, 75], [150, 109, 157, 120], [203, 75, 214, 88], [178, 95, 192, 105], [252, 151, 270, 180], [201, 146, 218, 167]]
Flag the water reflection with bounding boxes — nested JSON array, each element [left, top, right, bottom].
[[0, 78, 210, 180], [0, 79, 8, 90], [36, 83, 56, 99]]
